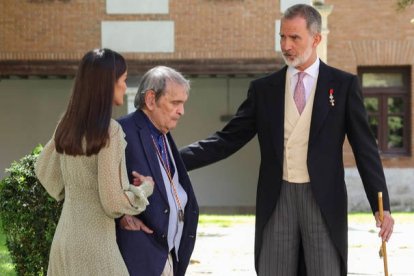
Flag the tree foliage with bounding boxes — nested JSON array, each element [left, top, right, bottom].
[[397, 0, 414, 10], [0, 145, 63, 276]]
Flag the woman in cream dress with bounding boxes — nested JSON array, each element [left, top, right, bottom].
[[35, 48, 153, 276]]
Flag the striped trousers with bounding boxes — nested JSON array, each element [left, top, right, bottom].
[[258, 181, 340, 276]]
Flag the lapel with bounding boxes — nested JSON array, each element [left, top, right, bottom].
[[132, 111, 169, 204], [308, 61, 335, 148], [267, 67, 287, 157], [267, 62, 336, 155]]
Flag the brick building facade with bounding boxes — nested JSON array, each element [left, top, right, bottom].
[[1, 0, 413, 211]]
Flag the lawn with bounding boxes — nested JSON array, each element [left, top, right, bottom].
[[347, 212, 414, 224], [198, 212, 414, 226], [0, 212, 412, 274], [0, 221, 16, 276]]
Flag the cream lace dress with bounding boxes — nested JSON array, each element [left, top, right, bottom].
[[35, 119, 153, 276]]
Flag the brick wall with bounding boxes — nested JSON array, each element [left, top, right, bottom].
[[326, 0, 414, 167], [0, 0, 281, 60], [1, 0, 414, 167], [2, 1, 414, 62]]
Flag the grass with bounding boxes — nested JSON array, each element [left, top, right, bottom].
[[198, 214, 255, 227], [0, 212, 411, 274], [348, 212, 414, 224], [198, 212, 414, 226], [0, 221, 16, 276]]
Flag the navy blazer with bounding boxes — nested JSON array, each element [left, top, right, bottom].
[[180, 61, 391, 276], [116, 110, 199, 276]]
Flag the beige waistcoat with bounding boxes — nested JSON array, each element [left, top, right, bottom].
[[283, 75, 317, 183]]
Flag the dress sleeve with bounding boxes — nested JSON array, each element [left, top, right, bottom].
[[97, 121, 153, 218], [35, 138, 65, 201]]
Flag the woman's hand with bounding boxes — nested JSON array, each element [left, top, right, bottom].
[[131, 171, 154, 187]]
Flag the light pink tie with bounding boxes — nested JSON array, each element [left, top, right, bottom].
[[294, 72, 306, 114]]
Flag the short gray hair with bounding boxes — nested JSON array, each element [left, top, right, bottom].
[[283, 4, 321, 35], [134, 66, 190, 109]]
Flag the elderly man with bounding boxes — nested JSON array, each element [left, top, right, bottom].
[[116, 66, 198, 276]]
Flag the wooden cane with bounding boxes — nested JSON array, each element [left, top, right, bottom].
[[378, 192, 389, 276]]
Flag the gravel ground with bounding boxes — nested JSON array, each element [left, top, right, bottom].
[[187, 220, 414, 276]]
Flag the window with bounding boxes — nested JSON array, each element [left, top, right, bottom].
[[358, 67, 411, 156]]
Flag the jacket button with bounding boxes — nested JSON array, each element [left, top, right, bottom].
[[164, 209, 169, 214], [162, 234, 166, 239], [189, 235, 195, 239]]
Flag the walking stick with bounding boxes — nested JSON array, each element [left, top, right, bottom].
[[378, 192, 389, 276]]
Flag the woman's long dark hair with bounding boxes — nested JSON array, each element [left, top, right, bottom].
[[54, 48, 126, 156]]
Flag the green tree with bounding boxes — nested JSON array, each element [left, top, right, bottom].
[[0, 145, 62, 276], [397, 0, 414, 10]]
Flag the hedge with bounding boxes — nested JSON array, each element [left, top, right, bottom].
[[0, 145, 62, 276]]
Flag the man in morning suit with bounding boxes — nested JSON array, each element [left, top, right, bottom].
[[179, 4, 394, 276], [116, 66, 198, 276]]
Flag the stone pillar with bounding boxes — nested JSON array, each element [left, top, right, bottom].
[[126, 87, 137, 114], [313, 1, 333, 63]]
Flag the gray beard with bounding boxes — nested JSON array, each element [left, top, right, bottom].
[[282, 47, 313, 68]]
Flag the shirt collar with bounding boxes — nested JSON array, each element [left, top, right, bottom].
[[287, 57, 320, 80], [140, 110, 163, 138]]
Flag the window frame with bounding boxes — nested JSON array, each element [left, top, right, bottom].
[[358, 66, 411, 157]]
